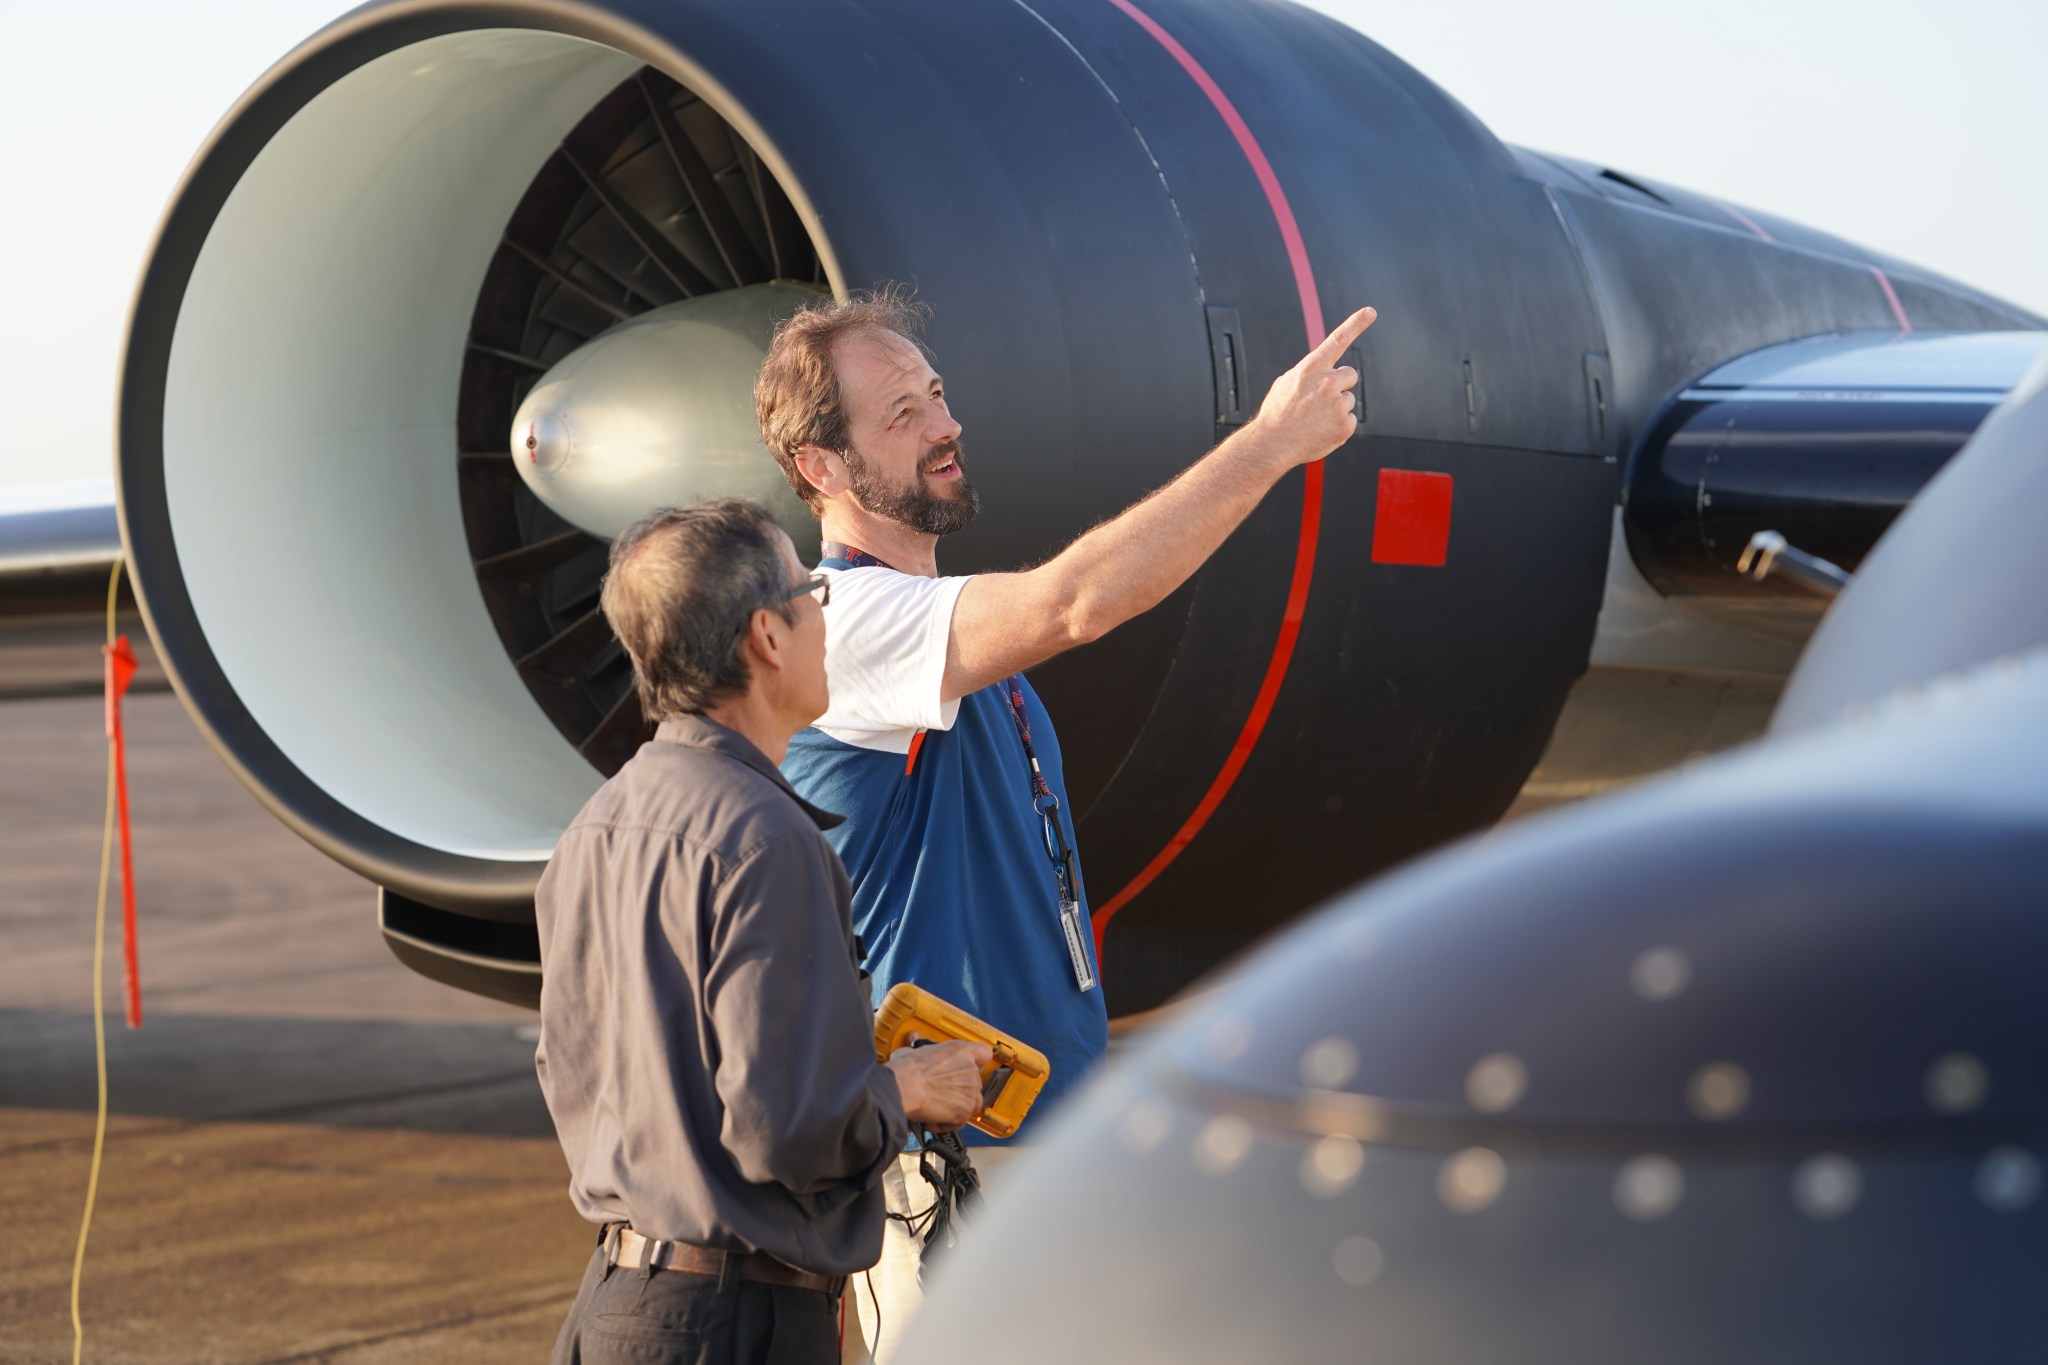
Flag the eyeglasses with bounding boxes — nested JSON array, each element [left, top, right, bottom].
[[731, 574, 829, 647], [780, 573, 830, 609]]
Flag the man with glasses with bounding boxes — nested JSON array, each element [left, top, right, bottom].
[[534, 498, 990, 1365], [754, 288, 1374, 1358]]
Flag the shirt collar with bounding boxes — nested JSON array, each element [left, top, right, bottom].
[[653, 714, 845, 830]]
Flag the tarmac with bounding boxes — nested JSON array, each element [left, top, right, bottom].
[[0, 626, 588, 1362]]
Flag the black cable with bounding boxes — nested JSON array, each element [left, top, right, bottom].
[[869, 1130, 984, 1357], [862, 1267, 882, 1360], [910, 1128, 982, 1267]]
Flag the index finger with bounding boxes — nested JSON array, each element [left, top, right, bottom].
[[1310, 305, 1378, 364]]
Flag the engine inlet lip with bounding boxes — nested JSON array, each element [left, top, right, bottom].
[[114, 0, 836, 916]]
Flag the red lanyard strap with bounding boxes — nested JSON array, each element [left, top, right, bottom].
[[1004, 676, 1079, 907], [819, 540, 884, 569]]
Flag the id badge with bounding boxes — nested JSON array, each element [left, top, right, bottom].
[[1060, 897, 1098, 993]]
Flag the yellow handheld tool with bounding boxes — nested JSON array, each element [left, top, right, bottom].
[[873, 983, 1052, 1140]]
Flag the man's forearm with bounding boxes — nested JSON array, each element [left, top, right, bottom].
[[1043, 423, 1295, 643], [942, 304, 1372, 698], [944, 426, 1296, 698]]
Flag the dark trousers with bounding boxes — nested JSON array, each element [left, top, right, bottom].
[[550, 1244, 842, 1365]]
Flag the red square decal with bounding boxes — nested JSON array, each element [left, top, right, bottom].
[[1370, 468, 1454, 567]]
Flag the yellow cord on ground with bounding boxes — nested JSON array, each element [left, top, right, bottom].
[[70, 559, 122, 1364]]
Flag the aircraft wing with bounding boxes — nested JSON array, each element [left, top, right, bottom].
[[0, 480, 122, 614], [0, 480, 161, 699]]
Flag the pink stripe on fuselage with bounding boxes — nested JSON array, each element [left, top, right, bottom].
[[1708, 196, 1776, 243], [1870, 266, 1914, 333]]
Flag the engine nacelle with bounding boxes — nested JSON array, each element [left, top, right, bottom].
[[115, 0, 2040, 1010]]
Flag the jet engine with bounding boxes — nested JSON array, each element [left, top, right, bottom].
[[115, 0, 2042, 1010]]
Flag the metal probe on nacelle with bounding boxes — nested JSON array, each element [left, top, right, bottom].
[[1739, 530, 1852, 599]]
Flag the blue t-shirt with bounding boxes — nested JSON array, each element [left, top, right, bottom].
[[781, 560, 1108, 1144]]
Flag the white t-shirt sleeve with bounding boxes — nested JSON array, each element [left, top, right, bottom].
[[813, 566, 972, 754]]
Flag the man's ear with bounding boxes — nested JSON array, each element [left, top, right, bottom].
[[740, 607, 786, 676], [792, 444, 844, 500]]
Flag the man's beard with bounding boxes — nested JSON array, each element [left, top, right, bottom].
[[844, 440, 980, 536]]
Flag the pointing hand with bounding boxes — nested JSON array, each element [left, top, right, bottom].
[[1251, 305, 1377, 466]]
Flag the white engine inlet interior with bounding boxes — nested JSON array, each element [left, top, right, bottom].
[[164, 31, 650, 859]]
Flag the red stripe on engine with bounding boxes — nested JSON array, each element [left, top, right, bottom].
[[1092, 0, 1327, 951]]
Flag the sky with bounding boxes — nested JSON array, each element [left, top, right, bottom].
[[0, 0, 2040, 502]]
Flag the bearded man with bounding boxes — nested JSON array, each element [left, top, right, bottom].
[[754, 287, 1374, 1360]]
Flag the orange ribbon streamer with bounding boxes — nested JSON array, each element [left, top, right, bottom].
[[101, 637, 141, 1030]]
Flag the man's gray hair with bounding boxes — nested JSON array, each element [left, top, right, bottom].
[[601, 499, 796, 722]]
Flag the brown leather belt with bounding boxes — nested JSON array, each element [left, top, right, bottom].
[[607, 1226, 845, 1297]]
